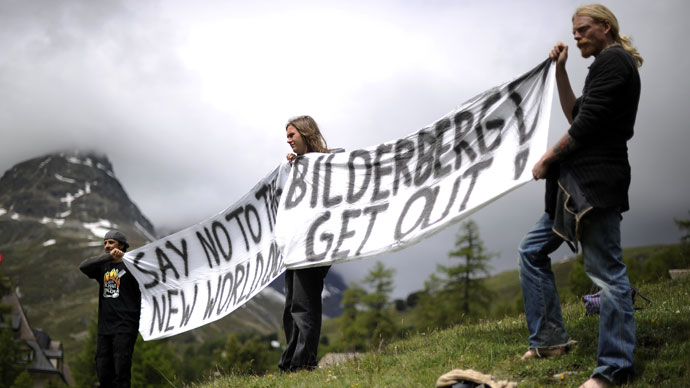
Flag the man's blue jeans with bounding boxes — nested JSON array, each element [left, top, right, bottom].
[[518, 209, 635, 383]]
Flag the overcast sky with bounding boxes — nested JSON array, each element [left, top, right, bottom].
[[2, 0, 688, 298]]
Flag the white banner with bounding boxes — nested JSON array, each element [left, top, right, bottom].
[[124, 60, 554, 340], [123, 163, 290, 340], [276, 59, 554, 268]]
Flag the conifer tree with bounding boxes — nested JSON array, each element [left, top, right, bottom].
[[0, 325, 28, 388], [340, 284, 367, 350], [219, 333, 274, 375], [437, 220, 494, 318], [338, 261, 397, 349], [676, 210, 690, 267], [413, 273, 452, 330], [676, 210, 690, 247], [360, 261, 397, 344], [8, 371, 32, 388]]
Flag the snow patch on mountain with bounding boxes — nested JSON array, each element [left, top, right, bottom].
[[55, 176, 93, 215], [65, 154, 114, 177], [39, 216, 66, 227], [38, 157, 52, 169], [54, 173, 77, 184], [83, 219, 117, 238]]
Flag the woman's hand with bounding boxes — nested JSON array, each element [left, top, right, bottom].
[[286, 153, 297, 165]]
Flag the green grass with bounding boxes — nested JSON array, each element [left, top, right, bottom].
[[187, 275, 690, 388]]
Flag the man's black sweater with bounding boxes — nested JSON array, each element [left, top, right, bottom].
[[546, 45, 641, 215]]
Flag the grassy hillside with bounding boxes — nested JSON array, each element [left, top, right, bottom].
[[320, 244, 677, 346], [187, 273, 690, 387]]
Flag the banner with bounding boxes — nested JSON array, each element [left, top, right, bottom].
[[125, 59, 554, 340], [123, 164, 290, 340], [275, 59, 554, 268]]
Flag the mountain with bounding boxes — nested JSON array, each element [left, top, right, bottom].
[[0, 151, 344, 362], [0, 151, 155, 240]]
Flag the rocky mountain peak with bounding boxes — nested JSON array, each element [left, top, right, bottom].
[[0, 150, 155, 244]]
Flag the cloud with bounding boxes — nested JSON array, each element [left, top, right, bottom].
[[1, 0, 689, 298]]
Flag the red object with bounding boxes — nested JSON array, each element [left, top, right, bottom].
[[0, 252, 4, 265]]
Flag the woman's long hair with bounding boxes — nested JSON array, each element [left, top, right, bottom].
[[574, 4, 643, 67], [286, 115, 329, 153]]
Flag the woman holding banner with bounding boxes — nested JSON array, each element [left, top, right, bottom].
[[279, 115, 332, 372]]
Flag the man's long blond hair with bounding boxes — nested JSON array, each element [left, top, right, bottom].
[[286, 115, 329, 153], [574, 4, 643, 67]]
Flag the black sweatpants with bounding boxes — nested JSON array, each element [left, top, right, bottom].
[[279, 266, 330, 371], [96, 332, 138, 388]]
